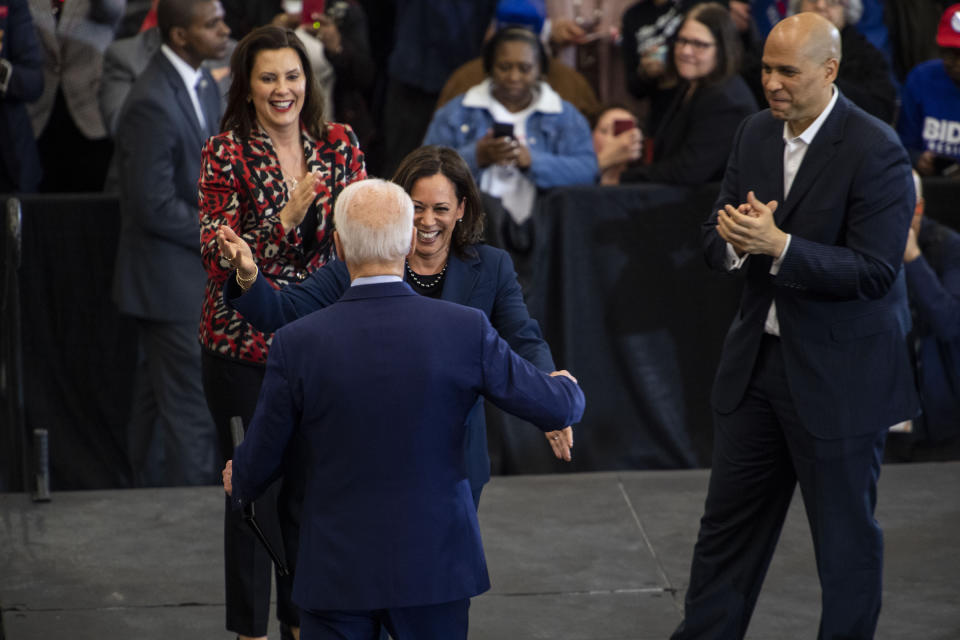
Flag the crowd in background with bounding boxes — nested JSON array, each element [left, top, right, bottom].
[[0, 0, 958, 521], [2, 0, 958, 197]]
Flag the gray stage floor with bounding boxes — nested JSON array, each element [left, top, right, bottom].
[[2, 463, 959, 639]]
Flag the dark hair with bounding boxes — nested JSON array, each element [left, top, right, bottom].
[[668, 2, 743, 88], [391, 146, 485, 259], [157, 0, 205, 43], [220, 26, 326, 139], [482, 26, 550, 76]]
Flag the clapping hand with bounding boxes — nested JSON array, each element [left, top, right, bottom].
[[216, 225, 257, 278], [716, 190, 785, 258], [279, 170, 321, 232]]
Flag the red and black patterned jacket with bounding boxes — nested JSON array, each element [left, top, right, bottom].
[[198, 122, 366, 364]]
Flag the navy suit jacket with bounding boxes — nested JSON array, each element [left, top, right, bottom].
[[0, 0, 44, 192], [230, 281, 584, 610], [113, 51, 220, 322], [226, 244, 555, 489], [704, 92, 918, 438]]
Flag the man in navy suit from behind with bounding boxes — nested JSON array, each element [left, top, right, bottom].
[[672, 12, 917, 640], [222, 179, 585, 640], [113, 0, 230, 486]]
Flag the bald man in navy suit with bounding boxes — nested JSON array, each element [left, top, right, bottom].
[[673, 13, 917, 640]]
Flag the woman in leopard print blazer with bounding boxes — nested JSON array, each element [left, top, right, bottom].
[[197, 26, 365, 640]]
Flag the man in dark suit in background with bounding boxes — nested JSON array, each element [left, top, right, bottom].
[[113, 0, 229, 486], [99, 21, 234, 140], [673, 13, 917, 640], [222, 178, 585, 640]]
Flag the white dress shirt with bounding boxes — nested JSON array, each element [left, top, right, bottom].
[[725, 86, 839, 336], [351, 275, 403, 287]]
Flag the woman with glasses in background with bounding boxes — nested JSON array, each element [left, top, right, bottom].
[[623, 2, 757, 186]]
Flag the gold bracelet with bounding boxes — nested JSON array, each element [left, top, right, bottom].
[[236, 265, 258, 291]]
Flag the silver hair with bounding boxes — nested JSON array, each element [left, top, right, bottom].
[[333, 179, 414, 264], [789, 0, 863, 26]]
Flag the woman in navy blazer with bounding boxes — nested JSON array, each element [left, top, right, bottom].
[[218, 145, 568, 505]]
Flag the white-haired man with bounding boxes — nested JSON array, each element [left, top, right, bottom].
[[222, 179, 584, 640]]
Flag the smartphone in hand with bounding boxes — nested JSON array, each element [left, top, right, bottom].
[[492, 122, 514, 139], [613, 119, 636, 136], [302, 0, 325, 24]]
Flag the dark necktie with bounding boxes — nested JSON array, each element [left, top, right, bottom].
[[195, 76, 217, 139]]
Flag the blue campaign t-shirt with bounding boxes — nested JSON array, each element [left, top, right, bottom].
[[897, 59, 960, 162]]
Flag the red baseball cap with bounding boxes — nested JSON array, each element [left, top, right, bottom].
[[937, 4, 960, 48]]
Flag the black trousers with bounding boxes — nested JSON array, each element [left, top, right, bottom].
[[673, 335, 887, 640], [202, 351, 301, 636], [128, 318, 218, 487]]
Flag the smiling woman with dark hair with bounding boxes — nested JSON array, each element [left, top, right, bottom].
[[623, 2, 757, 186], [196, 24, 365, 640]]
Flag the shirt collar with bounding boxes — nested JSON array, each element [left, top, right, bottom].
[[160, 43, 204, 91], [462, 78, 563, 114], [351, 275, 403, 287], [783, 85, 838, 146]]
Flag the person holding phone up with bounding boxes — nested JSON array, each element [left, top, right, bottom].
[[591, 105, 644, 185], [423, 26, 597, 229]]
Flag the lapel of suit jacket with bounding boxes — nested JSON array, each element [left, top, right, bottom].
[[759, 118, 785, 207], [155, 52, 206, 146], [773, 93, 847, 229], [440, 250, 481, 306], [29, 0, 57, 58]]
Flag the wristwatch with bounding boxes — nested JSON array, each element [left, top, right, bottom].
[[0, 59, 12, 96]]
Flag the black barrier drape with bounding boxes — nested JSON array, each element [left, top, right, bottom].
[[1, 199, 26, 492], [12, 194, 137, 490], [488, 184, 741, 474]]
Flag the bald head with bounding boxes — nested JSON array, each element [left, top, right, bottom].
[[333, 179, 414, 274], [761, 12, 840, 134], [769, 12, 841, 65]]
